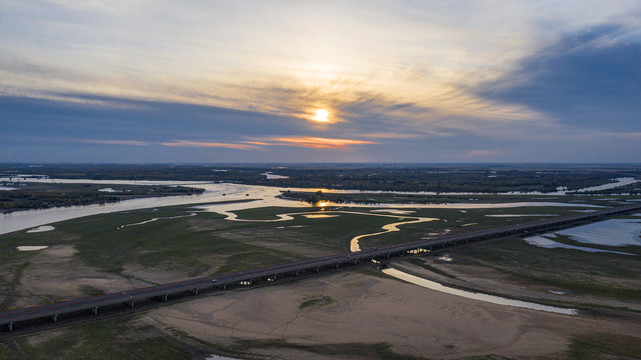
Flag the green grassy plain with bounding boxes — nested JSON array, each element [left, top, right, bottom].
[[0, 204, 413, 281], [566, 333, 641, 359], [1, 197, 641, 359], [1, 201, 634, 280], [446, 230, 641, 303], [2, 318, 192, 360]]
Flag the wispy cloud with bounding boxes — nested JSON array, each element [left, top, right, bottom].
[[2, 1, 640, 162], [270, 137, 375, 149], [161, 140, 259, 150], [362, 131, 445, 139], [475, 25, 641, 132], [78, 139, 151, 146], [75, 137, 375, 151]]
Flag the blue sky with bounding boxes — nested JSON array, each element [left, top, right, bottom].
[[1, 1, 640, 163]]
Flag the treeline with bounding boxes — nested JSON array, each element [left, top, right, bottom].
[[0, 191, 120, 212], [2, 164, 640, 194], [0, 184, 204, 213], [282, 190, 477, 205], [0, 164, 266, 182], [568, 182, 641, 195], [264, 168, 637, 193], [279, 189, 641, 207]]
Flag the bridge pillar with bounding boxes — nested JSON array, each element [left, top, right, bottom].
[[128, 300, 135, 308], [162, 294, 168, 302], [92, 307, 99, 315], [8, 322, 13, 332], [52, 314, 58, 323]]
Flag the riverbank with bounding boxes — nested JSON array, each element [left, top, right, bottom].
[[2, 177, 640, 358], [3, 164, 639, 194], [0, 182, 205, 214], [142, 269, 641, 359]]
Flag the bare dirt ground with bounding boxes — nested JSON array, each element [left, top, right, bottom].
[[15, 246, 140, 306], [11, 246, 191, 309], [141, 270, 641, 359]]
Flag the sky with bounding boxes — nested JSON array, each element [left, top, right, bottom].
[[1, 0, 640, 163]]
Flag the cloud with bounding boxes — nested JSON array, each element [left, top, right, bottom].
[[78, 139, 151, 146], [161, 140, 259, 150], [463, 150, 502, 158], [270, 137, 375, 149], [2, 2, 640, 163], [362, 132, 424, 139], [475, 25, 641, 132], [0, 1, 585, 139], [70, 136, 377, 151]]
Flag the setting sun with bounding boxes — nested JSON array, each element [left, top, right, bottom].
[[312, 109, 329, 122]]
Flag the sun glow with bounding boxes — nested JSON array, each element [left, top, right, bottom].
[[312, 109, 330, 122]]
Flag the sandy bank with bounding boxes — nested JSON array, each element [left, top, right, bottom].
[[143, 270, 641, 359]]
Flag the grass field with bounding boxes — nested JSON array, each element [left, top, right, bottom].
[[566, 333, 641, 359], [0, 317, 193, 360], [0, 204, 417, 286], [1, 197, 641, 359], [437, 230, 641, 304], [1, 201, 634, 281]]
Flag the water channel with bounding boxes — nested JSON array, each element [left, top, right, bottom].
[[0, 177, 605, 235], [0, 177, 615, 315], [382, 268, 579, 315]]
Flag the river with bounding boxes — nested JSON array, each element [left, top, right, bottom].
[[0, 177, 609, 315], [0, 178, 608, 235]]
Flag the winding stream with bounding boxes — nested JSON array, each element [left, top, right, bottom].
[[348, 215, 438, 252], [344, 212, 580, 315], [0, 177, 605, 235], [0, 177, 608, 315], [382, 268, 579, 315]]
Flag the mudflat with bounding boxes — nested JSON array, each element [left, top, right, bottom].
[[142, 270, 641, 359]]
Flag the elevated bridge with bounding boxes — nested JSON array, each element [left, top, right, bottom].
[[2, 202, 640, 332]]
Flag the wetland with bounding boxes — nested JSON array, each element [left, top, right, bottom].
[[1, 164, 641, 359]]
